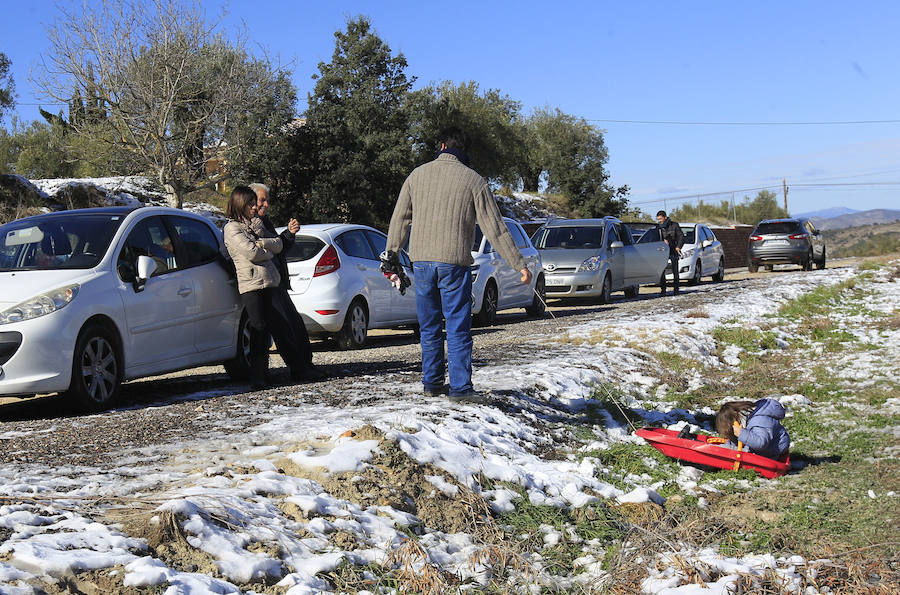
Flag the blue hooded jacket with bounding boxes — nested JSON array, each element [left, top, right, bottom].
[[738, 398, 791, 459]]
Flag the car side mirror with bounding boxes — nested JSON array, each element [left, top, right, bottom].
[[702, 239, 713, 248], [609, 241, 624, 249], [135, 255, 157, 292]]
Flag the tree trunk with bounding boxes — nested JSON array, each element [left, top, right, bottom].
[[163, 183, 183, 209], [521, 171, 541, 193]]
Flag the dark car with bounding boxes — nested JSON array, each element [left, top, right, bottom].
[[747, 218, 826, 272]]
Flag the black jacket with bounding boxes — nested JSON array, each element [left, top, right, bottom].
[[258, 215, 296, 290], [659, 218, 684, 253]]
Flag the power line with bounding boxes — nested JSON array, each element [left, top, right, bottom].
[[630, 181, 900, 206], [587, 118, 900, 126]]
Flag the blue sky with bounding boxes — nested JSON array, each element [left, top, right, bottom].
[[3, 1, 899, 215]]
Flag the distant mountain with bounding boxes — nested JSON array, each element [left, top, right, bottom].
[[810, 209, 900, 230], [793, 206, 859, 219]]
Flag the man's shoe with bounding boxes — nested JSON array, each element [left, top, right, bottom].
[[423, 384, 449, 397], [448, 391, 488, 404]]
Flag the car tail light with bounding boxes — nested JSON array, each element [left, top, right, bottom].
[[749, 235, 763, 242], [315, 309, 339, 315], [789, 233, 808, 240], [313, 245, 340, 277]]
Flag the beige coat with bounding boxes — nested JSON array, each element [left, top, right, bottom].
[[223, 219, 283, 294]]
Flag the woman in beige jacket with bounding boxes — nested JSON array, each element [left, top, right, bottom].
[[223, 186, 304, 389]]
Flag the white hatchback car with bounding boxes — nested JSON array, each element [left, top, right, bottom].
[[643, 222, 726, 284], [279, 224, 418, 350], [0, 206, 251, 410], [470, 218, 545, 326]]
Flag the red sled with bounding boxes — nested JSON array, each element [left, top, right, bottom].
[[635, 427, 790, 479]]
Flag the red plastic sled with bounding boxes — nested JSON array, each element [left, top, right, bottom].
[[635, 427, 790, 479]]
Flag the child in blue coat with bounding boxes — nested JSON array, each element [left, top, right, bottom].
[[715, 398, 791, 460]]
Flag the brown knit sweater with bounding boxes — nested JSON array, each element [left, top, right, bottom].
[[386, 153, 527, 271]]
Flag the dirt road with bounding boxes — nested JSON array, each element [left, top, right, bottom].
[[0, 259, 858, 466]]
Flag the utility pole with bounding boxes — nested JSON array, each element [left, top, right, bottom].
[[782, 178, 789, 214]]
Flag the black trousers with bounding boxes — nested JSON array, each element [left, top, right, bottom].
[[271, 287, 313, 368], [240, 287, 310, 382], [662, 251, 680, 294]]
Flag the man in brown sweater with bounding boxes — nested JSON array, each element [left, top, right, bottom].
[[386, 127, 532, 401]]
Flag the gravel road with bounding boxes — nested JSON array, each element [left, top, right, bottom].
[[0, 261, 855, 468]]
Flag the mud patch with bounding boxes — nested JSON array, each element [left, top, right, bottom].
[[26, 566, 151, 595], [114, 509, 223, 578], [278, 431, 489, 535]]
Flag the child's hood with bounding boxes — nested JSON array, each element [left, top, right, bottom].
[[752, 398, 786, 420]]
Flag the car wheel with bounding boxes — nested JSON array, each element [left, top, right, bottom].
[[802, 249, 813, 271], [817, 248, 826, 270], [748, 262, 758, 273], [525, 275, 546, 317], [337, 299, 368, 350], [474, 281, 498, 327], [66, 323, 122, 411], [224, 311, 253, 380], [689, 263, 702, 285], [712, 258, 725, 282], [598, 274, 612, 304]]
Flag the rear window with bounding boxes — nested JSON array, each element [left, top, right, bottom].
[[285, 235, 326, 262], [756, 221, 802, 235]]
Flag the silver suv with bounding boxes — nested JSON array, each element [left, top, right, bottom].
[[748, 218, 826, 272]]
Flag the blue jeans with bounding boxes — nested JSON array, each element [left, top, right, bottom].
[[413, 261, 473, 396]]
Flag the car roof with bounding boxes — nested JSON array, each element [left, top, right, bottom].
[[277, 222, 383, 238], [543, 217, 616, 227], [758, 218, 802, 224], [4, 206, 142, 225]]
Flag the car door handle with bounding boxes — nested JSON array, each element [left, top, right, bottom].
[[178, 287, 193, 297], [357, 264, 367, 271]]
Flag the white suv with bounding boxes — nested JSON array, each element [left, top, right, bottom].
[[0, 207, 250, 410]]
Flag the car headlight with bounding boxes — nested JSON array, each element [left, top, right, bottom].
[[0, 284, 80, 325], [578, 256, 601, 272], [680, 248, 695, 259], [470, 265, 480, 280]]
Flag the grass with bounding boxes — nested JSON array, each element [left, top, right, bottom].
[[712, 326, 780, 352]]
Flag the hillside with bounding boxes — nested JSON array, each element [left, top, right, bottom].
[[824, 220, 900, 258], [810, 208, 900, 230]]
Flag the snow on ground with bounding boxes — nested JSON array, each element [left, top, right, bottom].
[[0, 263, 897, 594]]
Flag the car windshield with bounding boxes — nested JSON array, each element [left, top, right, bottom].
[[0, 213, 125, 271], [533, 226, 604, 249], [681, 226, 696, 244], [756, 222, 801, 235], [472, 225, 484, 252]]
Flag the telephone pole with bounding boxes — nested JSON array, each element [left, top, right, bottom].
[[782, 178, 789, 214]]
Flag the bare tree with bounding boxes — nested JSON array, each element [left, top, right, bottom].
[[33, 0, 292, 208]]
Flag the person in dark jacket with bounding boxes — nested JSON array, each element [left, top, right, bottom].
[[250, 183, 323, 381], [656, 210, 685, 295], [715, 398, 791, 459]]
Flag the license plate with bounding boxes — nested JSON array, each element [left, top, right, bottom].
[[545, 277, 566, 286], [765, 240, 789, 246]]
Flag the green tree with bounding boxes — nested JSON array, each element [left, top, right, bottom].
[[33, 0, 293, 207], [0, 52, 14, 122], [409, 81, 525, 187], [736, 190, 788, 225], [524, 107, 628, 217], [13, 111, 78, 179], [295, 16, 415, 228]]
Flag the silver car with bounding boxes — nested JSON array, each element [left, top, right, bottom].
[[279, 224, 418, 350], [642, 222, 726, 284], [470, 218, 545, 326], [533, 217, 669, 303]]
